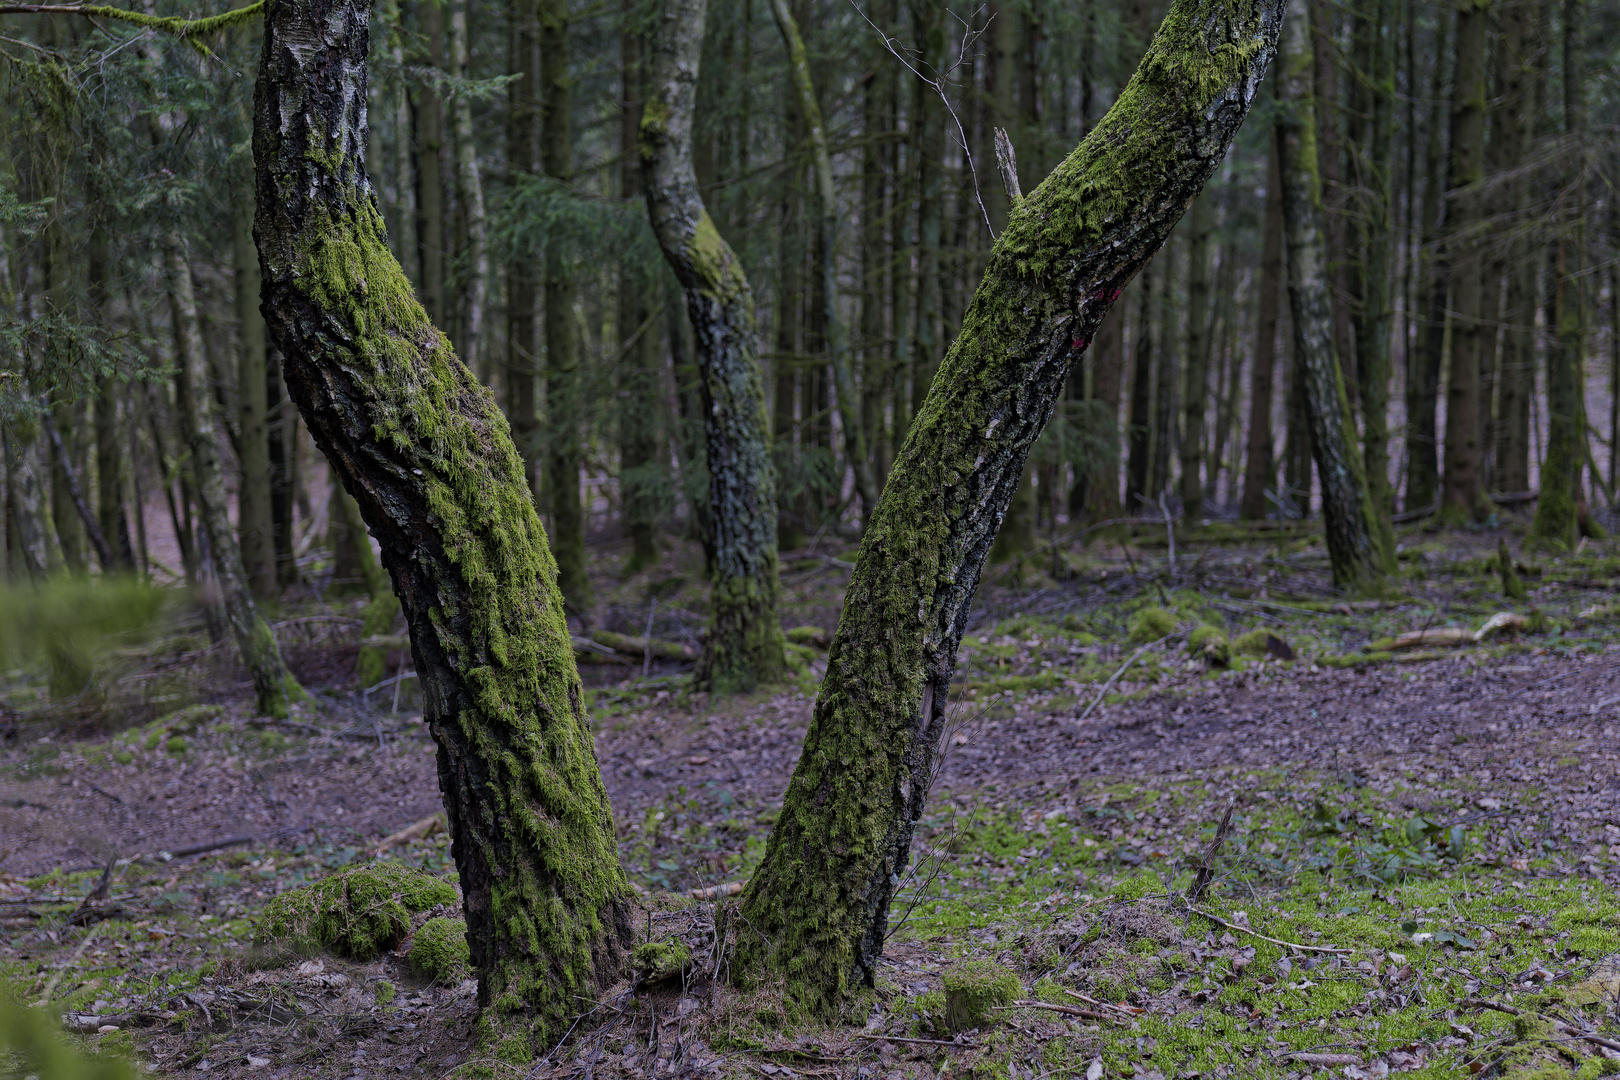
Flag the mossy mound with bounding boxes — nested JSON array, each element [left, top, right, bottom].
[[1128, 607, 1177, 644], [941, 960, 1020, 1031], [256, 863, 457, 959], [633, 938, 691, 984], [1186, 625, 1230, 666], [784, 625, 831, 648], [408, 916, 469, 982]]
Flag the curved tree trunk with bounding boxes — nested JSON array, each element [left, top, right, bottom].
[[165, 239, 306, 715], [252, 0, 631, 1048], [1274, 0, 1386, 593], [734, 0, 1284, 1012], [640, 0, 785, 693], [769, 0, 878, 527]]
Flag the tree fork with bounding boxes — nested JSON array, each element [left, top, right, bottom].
[[735, 0, 1284, 1013], [252, 0, 631, 1047]]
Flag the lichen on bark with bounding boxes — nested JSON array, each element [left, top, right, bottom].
[[735, 0, 1283, 1015], [252, 0, 629, 1049]]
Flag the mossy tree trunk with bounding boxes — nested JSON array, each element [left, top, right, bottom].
[[734, 0, 1284, 1012], [165, 239, 305, 715], [4, 413, 57, 579], [252, 0, 631, 1048], [769, 0, 878, 527], [1274, 0, 1386, 593], [640, 0, 785, 693]]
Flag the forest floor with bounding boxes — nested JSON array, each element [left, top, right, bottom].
[[2, 514, 1619, 1080]]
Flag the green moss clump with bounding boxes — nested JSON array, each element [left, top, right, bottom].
[[1128, 607, 1177, 644], [409, 917, 470, 983], [941, 960, 1021, 1031], [256, 863, 457, 959], [162, 703, 225, 733], [1186, 625, 1230, 666], [113, 751, 134, 766], [784, 626, 830, 647], [633, 938, 691, 983], [1232, 628, 1283, 658], [374, 979, 397, 1006], [165, 736, 188, 755]]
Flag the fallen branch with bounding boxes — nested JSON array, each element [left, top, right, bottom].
[[155, 836, 255, 861], [1003, 1000, 1126, 1024], [690, 881, 745, 900], [1459, 998, 1620, 1054], [1078, 634, 1176, 723], [1283, 1053, 1363, 1066], [1188, 907, 1352, 955], [1062, 989, 1145, 1016], [856, 1034, 977, 1048], [374, 812, 446, 854], [591, 630, 697, 662], [1380, 612, 1529, 651]]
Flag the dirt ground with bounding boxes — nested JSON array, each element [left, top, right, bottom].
[[2, 520, 1618, 1078]]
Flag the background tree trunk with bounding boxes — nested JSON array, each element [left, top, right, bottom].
[[640, 0, 785, 692], [541, 0, 591, 616], [236, 191, 277, 600], [1180, 191, 1212, 515], [1241, 136, 1284, 519], [735, 0, 1283, 1011], [252, 0, 631, 1045], [1275, 0, 1386, 592], [619, 17, 662, 573]]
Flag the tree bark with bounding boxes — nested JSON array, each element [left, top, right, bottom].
[[1439, 0, 1491, 523], [1488, 0, 1535, 495], [735, 0, 1283, 1011], [166, 239, 303, 714], [769, 0, 878, 527], [3, 414, 57, 579], [1126, 263, 1153, 508], [1274, 0, 1386, 592], [640, 0, 785, 692], [541, 0, 591, 616], [1241, 136, 1284, 519], [252, 0, 632, 1046], [414, 0, 448, 326]]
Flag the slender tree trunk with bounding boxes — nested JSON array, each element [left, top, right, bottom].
[[1439, 0, 1491, 522], [1347, 0, 1396, 561], [909, 0, 945, 424], [1405, 8, 1449, 512], [736, 0, 1282, 1010], [236, 187, 277, 599], [1275, 0, 1386, 592], [1180, 191, 1213, 514], [166, 239, 303, 714], [266, 350, 298, 587], [1149, 241, 1176, 500], [640, 0, 785, 692], [1126, 264, 1153, 508], [253, 0, 631, 1044], [3, 414, 56, 579], [769, 0, 878, 527], [1084, 300, 1124, 523], [383, 0, 418, 282], [1490, 0, 1529, 495], [89, 223, 135, 571], [448, 0, 488, 377], [508, 0, 539, 496], [415, 1, 448, 326], [860, 14, 894, 484], [1529, 0, 1588, 546], [619, 17, 661, 571], [540, 0, 591, 616], [1241, 136, 1285, 518]]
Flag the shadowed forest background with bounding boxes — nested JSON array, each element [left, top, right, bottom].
[[2, 0, 1620, 1075]]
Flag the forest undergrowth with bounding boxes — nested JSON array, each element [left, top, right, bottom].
[[2, 519, 1618, 1080]]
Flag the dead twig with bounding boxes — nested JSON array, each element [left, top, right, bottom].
[[1001, 1000, 1126, 1024], [1079, 634, 1176, 723], [1188, 907, 1352, 955], [1187, 798, 1238, 904], [856, 1034, 977, 1048], [1459, 998, 1620, 1054]]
